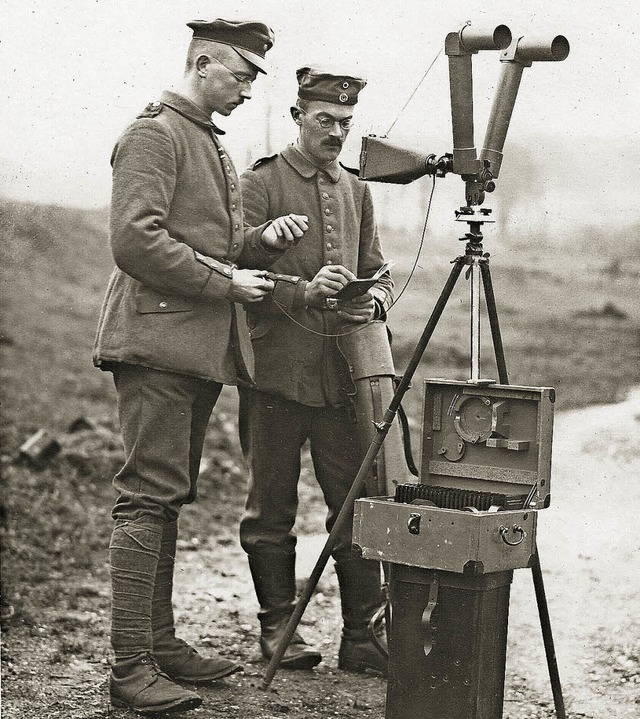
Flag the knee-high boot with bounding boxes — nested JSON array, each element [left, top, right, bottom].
[[335, 558, 388, 675], [151, 519, 241, 682], [109, 517, 201, 712], [248, 552, 322, 669]]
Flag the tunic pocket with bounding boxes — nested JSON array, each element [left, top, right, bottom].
[[247, 315, 273, 340], [135, 289, 194, 314]]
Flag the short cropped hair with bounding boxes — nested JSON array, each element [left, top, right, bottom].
[[184, 39, 237, 74], [295, 99, 311, 113]]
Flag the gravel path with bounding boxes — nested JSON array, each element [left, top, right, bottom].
[[507, 387, 640, 717]]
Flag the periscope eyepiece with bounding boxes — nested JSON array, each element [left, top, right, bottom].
[[447, 24, 513, 56], [509, 34, 570, 64], [359, 136, 452, 184]]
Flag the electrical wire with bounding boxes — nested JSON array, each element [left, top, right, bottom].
[[382, 172, 437, 311], [385, 45, 444, 137]]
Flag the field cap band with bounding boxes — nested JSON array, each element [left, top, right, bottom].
[[187, 19, 275, 74], [296, 66, 367, 105]]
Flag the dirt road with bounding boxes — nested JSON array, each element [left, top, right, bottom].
[[505, 386, 640, 717]]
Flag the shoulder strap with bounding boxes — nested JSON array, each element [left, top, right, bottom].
[[250, 153, 278, 171], [136, 101, 164, 119]]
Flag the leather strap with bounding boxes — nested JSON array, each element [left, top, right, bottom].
[[368, 377, 386, 495], [395, 378, 419, 477]]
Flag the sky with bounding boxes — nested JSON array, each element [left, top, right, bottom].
[[1, 0, 638, 232]]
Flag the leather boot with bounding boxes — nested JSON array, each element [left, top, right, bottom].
[[248, 553, 322, 669], [110, 652, 202, 714], [335, 558, 388, 675], [154, 632, 242, 683], [152, 520, 241, 682]]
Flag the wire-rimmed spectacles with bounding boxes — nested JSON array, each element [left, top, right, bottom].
[[211, 56, 255, 86], [299, 109, 353, 131]]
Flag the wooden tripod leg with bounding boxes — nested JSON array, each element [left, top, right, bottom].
[[480, 260, 509, 384], [531, 550, 567, 719], [482, 261, 565, 716]]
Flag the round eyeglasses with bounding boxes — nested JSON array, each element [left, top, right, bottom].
[[299, 109, 353, 131]]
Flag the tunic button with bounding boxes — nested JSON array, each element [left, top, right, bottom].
[[235, 223, 240, 230], [324, 208, 331, 216], [322, 192, 329, 199], [326, 225, 333, 232], [326, 242, 332, 250], [233, 243, 239, 249], [231, 204, 237, 210], [159, 301, 168, 308], [231, 184, 236, 190]]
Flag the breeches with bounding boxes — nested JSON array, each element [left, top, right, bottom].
[[239, 389, 365, 563], [112, 364, 222, 522]]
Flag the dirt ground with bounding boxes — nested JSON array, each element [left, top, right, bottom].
[[2, 387, 639, 719]]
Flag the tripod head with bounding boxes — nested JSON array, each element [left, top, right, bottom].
[[359, 23, 570, 208]]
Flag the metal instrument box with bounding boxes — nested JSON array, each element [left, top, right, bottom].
[[352, 379, 555, 574], [385, 565, 513, 719]]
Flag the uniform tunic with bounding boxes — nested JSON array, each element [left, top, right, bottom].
[[240, 143, 393, 406], [93, 91, 276, 385]]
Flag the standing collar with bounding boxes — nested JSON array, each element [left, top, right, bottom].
[[281, 143, 342, 182], [160, 91, 226, 134]]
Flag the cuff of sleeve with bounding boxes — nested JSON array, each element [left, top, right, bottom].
[[246, 221, 286, 260], [373, 297, 385, 321], [371, 288, 391, 319], [270, 275, 307, 312], [194, 250, 233, 300]]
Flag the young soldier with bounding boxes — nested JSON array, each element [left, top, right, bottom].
[[93, 19, 308, 713]]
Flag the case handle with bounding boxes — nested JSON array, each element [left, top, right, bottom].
[[499, 524, 525, 546]]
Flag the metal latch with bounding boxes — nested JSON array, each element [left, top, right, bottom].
[[408, 513, 421, 535]]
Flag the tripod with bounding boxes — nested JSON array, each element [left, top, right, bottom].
[[261, 207, 566, 719]]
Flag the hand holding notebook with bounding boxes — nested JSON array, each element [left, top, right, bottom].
[[333, 259, 394, 301]]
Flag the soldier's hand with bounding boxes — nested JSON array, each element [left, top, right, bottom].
[[228, 269, 275, 304], [305, 265, 355, 309], [262, 214, 309, 250], [337, 291, 376, 324]]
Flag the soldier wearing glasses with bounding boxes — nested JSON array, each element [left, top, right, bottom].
[[238, 67, 393, 674], [93, 19, 309, 714]]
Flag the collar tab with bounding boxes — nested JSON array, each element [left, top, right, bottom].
[[159, 91, 226, 134], [282, 144, 342, 182]]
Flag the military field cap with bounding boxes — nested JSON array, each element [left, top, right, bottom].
[[296, 66, 367, 105], [187, 19, 275, 74]]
